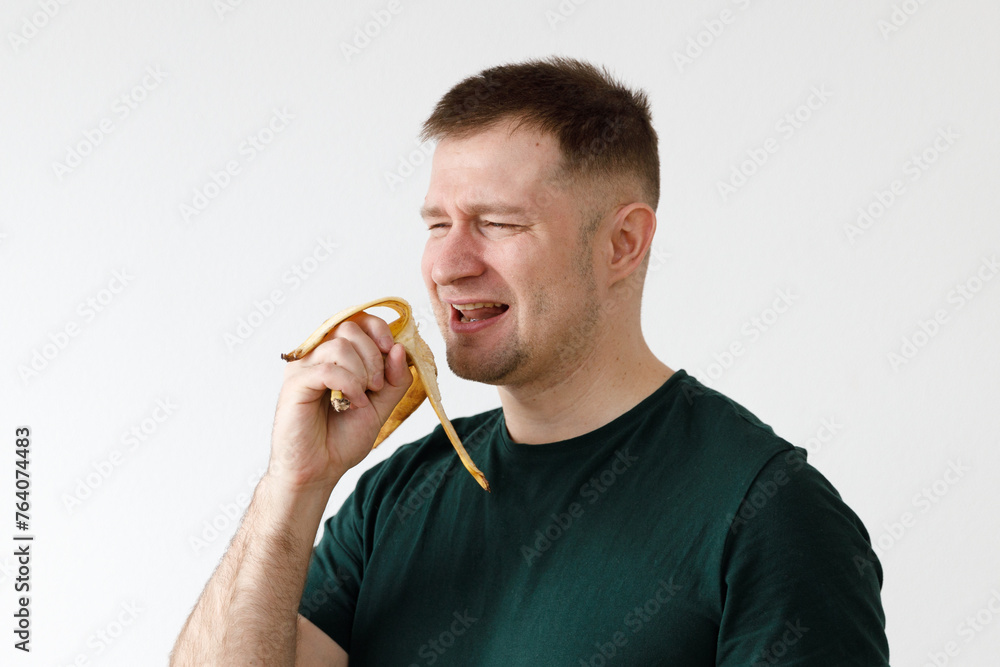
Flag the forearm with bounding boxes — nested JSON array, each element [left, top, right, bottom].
[[171, 473, 337, 666]]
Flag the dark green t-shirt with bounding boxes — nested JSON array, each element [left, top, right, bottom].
[[299, 370, 889, 665]]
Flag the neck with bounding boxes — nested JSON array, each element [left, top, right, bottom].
[[497, 320, 673, 444]]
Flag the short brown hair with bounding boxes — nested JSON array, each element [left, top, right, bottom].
[[419, 56, 660, 213]]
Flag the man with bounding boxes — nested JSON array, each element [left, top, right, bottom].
[[172, 57, 889, 665]]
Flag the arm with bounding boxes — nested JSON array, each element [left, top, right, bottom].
[[171, 475, 338, 664], [170, 315, 412, 665]]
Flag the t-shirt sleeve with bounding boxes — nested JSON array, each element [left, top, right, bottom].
[[716, 447, 890, 666], [297, 484, 368, 654]]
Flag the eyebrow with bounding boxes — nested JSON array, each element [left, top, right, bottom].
[[419, 202, 530, 220]]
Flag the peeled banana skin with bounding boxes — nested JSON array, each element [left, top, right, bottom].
[[281, 297, 491, 492]]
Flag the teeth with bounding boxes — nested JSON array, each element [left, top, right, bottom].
[[452, 302, 504, 311]]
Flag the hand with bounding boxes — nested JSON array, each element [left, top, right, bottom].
[[268, 312, 413, 491]]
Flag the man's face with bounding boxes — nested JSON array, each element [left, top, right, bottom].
[[420, 122, 602, 388]]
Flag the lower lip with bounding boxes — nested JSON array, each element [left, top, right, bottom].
[[449, 306, 509, 334]]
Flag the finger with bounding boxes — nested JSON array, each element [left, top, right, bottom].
[[343, 312, 395, 354], [285, 362, 371, 409], [383, 343, 412, 389], [294, 337, 370, 390], [368, 343, 413, 417], [329, 320, 387, 391]]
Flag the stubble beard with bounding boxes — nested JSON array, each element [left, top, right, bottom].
[[437, 301, 531, 385], [446, 332, 531, 385]]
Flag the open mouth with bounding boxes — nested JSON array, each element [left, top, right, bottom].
[[451, 302, 509, 323]]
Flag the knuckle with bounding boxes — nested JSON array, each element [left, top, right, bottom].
[[335, 320, 362, 337], [357, 312, 390, 338], [326, 337, 353, 355]]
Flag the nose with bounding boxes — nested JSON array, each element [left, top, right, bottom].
[[425, 223, 487, 286]]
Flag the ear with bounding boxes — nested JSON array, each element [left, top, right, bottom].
[[606, 203, 657, 284]]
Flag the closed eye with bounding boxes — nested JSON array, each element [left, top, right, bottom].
[[425, 221, 520, 232]]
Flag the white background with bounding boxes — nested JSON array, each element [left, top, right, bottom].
[[2, 0, 998, 664]]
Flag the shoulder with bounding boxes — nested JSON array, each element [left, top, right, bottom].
[[666, 376, 889, 659], [656, 372, 798, 500], [725, 447, 877, 572], [671, 372, 792, 449], [663, 375, 880, 572]]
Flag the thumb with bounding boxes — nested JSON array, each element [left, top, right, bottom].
[[369, 343, 413, 417]]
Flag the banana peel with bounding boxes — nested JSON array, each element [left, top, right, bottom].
[[281, 297, 491, 492]]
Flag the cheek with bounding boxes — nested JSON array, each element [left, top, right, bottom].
[[523, 244, 571, 285]]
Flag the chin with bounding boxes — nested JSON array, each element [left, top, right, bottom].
[[446, 347, 528, 386]]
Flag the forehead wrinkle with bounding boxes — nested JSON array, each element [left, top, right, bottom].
[[419, 199, 534, 221]]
